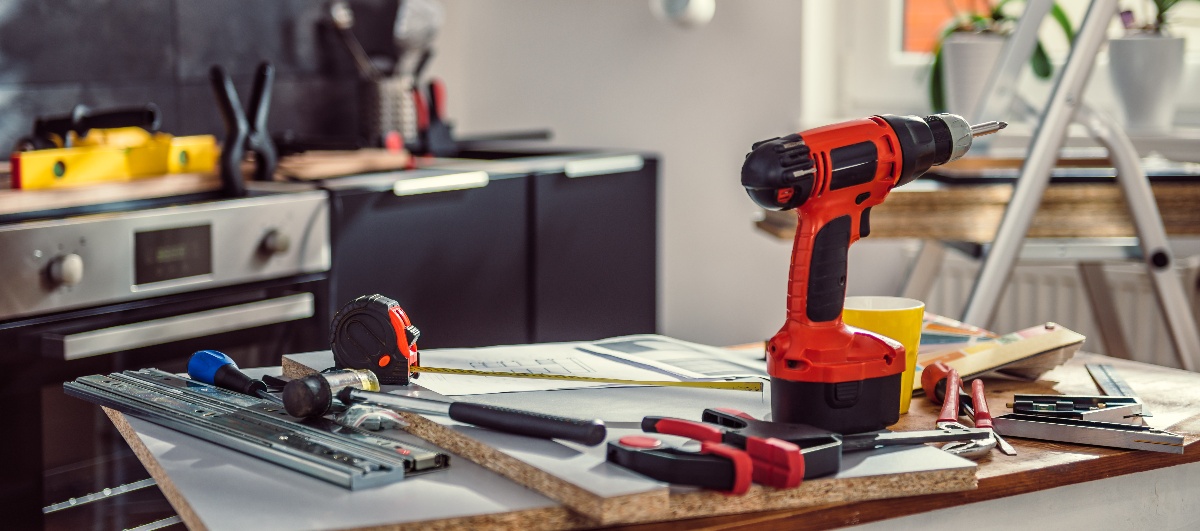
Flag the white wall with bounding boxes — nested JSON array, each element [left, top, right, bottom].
[[428, 0, 817, 346]]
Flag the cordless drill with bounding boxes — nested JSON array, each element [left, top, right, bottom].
[[742, 113, 1003, 434]]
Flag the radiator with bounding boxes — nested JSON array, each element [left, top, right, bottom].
[[925, 253, 1200, 369]]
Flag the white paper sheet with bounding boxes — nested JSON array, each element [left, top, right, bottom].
[[415, 335, 766, 396]]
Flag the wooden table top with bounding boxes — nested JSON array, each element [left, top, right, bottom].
[[619, 352, 1200, 530], [755, 180, 1200, 243]]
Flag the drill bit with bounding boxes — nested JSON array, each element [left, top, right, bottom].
[[970, 121, 1008, 137]]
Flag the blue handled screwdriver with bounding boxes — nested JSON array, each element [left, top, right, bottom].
[[187, 350, 283, 405]]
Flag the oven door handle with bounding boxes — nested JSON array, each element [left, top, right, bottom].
[[43, 293, 315, 361]]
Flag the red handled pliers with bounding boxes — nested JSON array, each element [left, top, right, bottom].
[[924, 362, 1015, 458]]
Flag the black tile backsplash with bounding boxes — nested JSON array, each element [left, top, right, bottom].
[[0, 0, 393, 152], [0, 0, 174, 85], [174, 0, 331, 81], [174, 77, 359, 140]]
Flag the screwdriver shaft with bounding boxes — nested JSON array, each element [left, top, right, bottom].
[[970, 121, 1008, 137]]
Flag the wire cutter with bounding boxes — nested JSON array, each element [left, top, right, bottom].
[[210, 62, 278, 197]]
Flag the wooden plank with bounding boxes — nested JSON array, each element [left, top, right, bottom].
[[275, 149, 412, 180], [756, 182, 1200, 242], [282, 354, 977, 526], [104, 407, 209, 531], [613, 352, 1200, 530], [111, 411, 592, 531], [0, 173, 222, 216]]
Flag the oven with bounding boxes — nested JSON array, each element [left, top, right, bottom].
[[0, 188, 331, 529]]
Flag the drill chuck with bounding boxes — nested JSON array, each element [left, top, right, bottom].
[[877, 113, 966, 187]]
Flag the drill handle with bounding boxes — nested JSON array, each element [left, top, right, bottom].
[[789, 213, 854, 325]]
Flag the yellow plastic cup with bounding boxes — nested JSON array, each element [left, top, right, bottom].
[[842, 296, 925, 414]]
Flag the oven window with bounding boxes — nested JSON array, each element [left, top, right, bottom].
[[134, 225, 212, 285]]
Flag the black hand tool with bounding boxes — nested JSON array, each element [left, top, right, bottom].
[[282, 373, 608, 446], [210, 62, 278, 196], [14, 103, 161, 151]]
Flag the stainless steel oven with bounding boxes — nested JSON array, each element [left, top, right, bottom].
[[0, 188, 330, 529]]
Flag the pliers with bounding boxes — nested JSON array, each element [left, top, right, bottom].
[[923, 362, 1015, 458]]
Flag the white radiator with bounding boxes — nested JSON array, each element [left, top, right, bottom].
[[925, 253, 1200, 369]]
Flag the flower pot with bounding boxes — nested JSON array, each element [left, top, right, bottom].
[[941, 32, 1007, 116], [1108, 35, 1185, 134]]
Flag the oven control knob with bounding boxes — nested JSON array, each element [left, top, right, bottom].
[[259, 230, 291, 255], [48, 253, 84, 287]]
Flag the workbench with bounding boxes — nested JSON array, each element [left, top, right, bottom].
[[101, 350, 1200, 530]]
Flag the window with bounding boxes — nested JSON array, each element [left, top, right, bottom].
[[800, 0, 1200, 126]]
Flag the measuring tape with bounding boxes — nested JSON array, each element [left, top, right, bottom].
[[412, 366, 764, 392]]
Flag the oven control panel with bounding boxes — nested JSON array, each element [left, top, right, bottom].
[[0, 190, 330, 322]]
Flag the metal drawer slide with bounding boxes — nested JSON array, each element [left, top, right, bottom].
[[64, 369, 449, 489]]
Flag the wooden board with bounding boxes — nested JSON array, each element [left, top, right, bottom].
[[104, 407, 209, 531], [614, 352, 1200, 530], [275, 149, 412, 180], [0, 172, 221, 216], [756, 182, 1200, 242], [282, 353, 977, 526]]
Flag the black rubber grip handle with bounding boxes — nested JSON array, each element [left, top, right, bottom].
[[209, 65, 248, 197], [806, 215, 852, 322], [35, 104, 161, 140], [447, 402, 607, 446]]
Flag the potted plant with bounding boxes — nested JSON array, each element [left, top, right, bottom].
[[929, 0, 1074, 113], [1108, 1, 1195, 134]]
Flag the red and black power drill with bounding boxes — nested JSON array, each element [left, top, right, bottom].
[[741, 114, 1003, 434]]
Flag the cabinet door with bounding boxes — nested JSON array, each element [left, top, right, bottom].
[[533, 158, 658, 342], [329, 176, 529, 348]]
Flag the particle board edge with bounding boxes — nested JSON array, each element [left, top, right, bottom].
[[105, 407, 210, 531]]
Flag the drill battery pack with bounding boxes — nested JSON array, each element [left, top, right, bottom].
[[771, 373, 901, 435]]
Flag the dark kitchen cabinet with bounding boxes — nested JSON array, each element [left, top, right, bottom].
[[323, 170, 530, 348], [530, 157, 658, 342], [324, 149, 658, 349]]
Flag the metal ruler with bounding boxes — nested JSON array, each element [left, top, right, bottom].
[[412, 365, 764, 392], [65, 369, 448, 490], [1087, 363, 1140, 400], [992, 413, 1184, 454]]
